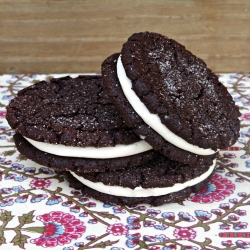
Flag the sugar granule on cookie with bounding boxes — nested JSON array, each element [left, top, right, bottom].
[[6, 75, 156, 173], [102, 31, 240, 165]]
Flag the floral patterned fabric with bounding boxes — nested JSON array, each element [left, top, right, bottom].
[[0, 73, 250, 250]]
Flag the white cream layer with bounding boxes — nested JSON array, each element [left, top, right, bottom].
[[24, 136, 152, 159], [70, 159, 216, 197], [117, 55, 217, 156]]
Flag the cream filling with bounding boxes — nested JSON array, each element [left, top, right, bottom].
[[24, 136, 152, 159], [70, 159, 216, 197], [117, 55, 217, 156]]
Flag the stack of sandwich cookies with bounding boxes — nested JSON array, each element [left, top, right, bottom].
[[6, 75, 157, 174], [7, 74, 218, 206], [6, 32, 241, 206]]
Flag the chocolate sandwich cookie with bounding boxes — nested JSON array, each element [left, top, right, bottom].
[[102, 32, 240, 164], [14, 133, 157, 173], [7, 75, 155, 172], [65, 155, 216, 206], [102, 53, 216, 165]]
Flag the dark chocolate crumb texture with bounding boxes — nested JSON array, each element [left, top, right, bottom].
[[64, 167, 215, 207], [75, 154, 212, 189], [7, 75, 156, 172], [6, 75, 141, 147], [102, 31, 240, 163], [102, 53, 216, 165], [66, 151, 216, 207]]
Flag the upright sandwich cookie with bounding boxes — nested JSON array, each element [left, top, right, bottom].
[[6, 75, 156, 173], [101, 32, 240, 165]]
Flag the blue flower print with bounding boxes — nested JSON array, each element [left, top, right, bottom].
[[12, 185, 25, 193], [70, 206, 80, 213], [147, 209, 161, 217], [1, 188, 12, 194], [238, 192, 247, 197], [31, 194, 48, 203], [194, 210, 212, 221], [23, 167, 36, 174], [62, 247, 74, 250], [0, 198, 14, 207], [15, 195, 28, 203], [221, 240, 233, 247], [39, 167, 54, 175], [126, 233, 140, 248], [103, 203, 113, 208], [14, 175, 27, 182], [79, 212, 88, 217], [154, 224, 169, 230], [113, 206, 126, 214], [143, 235, 155, 242], [219, 203, 230, 210], [11, 163, 24, 171], [46, 196, 62, 205], [155, 234, 169, 242], [229, 198, 238, 204], [211, 209, 223, 216], [235, 240, 250, 249], [62, 201, 73, 207], [4, 173, 16, 180], [178, 212, 196, 222], [126, 216, 140, 230], [161, 212, 175, 221]]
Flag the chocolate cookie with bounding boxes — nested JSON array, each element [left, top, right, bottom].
[[65, 172, 214, 206], [102, 53, 217, 165], [102, 32, 240, 164], [14, 133, 157, 173], [64, 154, 216, 206], [7, 75, 155, 172], [6, 75, 140, 147]]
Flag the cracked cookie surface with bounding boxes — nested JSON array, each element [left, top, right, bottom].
[[102, 53, 217, 165], [120, 32, 240, 150], [6, 75, 141, 147], [78, 154, 211, 189]]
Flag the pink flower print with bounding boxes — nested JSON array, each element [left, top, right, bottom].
[[0, 110, 6, 118], [106, 223, 128, 236], [236, 209, 247, 216], [211, 209, 223, 216], [241, 113, 250, 121], [228, 214, 239, 221], [219, 224, 231, 230], [235, 240, 250, 249], [86, 235, 96, 241], [30, 211, 85, 247], [234, 222, 248, 230], [220, 203, 230, 210], [238, 192, 247, 197], [147, 209, 161, 217], [30, 178, 51, 189], [173, 228, 196, 240], [229, 198, 238, 204], [221, 240, 233, 247], [188, 174, 235, 203]]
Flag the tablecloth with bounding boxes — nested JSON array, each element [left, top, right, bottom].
[[0, 73, 250, 250]]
